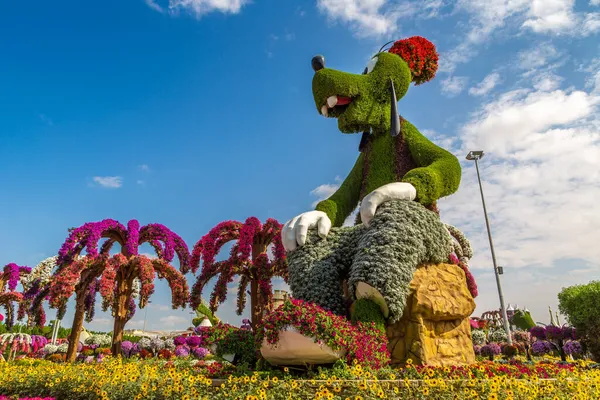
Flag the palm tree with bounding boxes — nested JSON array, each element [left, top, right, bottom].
[[190, 217, 287, 330], [48, 219, 190, 360]]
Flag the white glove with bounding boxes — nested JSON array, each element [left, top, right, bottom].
[[281, 211, 332, 252], [359, 182, 417, 227]]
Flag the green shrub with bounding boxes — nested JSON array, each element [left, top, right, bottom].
[[351, 298, 386, 334], [558, 281, 600, 361]]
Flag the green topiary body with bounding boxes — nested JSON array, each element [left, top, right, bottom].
[[287, 200, 452, 323], [312, 51, 461, 225]]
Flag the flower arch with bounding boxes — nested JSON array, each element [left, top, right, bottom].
[[190, 217, 287, 329], [48, 219, 190, 360]]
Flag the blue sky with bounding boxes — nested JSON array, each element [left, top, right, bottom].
[[1, 0, 599, 332]]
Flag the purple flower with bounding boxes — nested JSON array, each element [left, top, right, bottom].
[[545, 325, 564, 340], [121, 341, 134, 356], [563, 340, 582, 355], [174, 336, 187, 346], [186, 336, 201, 348], [563, 326, 577, 340], [480, 343, 502, 356], [531, 340, 554, 355], [175, 345, 189, 358], [530, 326, 546, 340], [192, 347, 209, 359], [473, 345, 482, 355]]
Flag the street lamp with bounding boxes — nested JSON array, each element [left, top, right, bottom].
[[143, 300, 152, 332], [466, 150, 513, 345]]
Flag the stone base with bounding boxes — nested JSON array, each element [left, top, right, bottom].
[[387, 263, 476, 367]]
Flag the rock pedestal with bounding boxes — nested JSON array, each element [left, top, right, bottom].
[[387, 263, 476, 366]]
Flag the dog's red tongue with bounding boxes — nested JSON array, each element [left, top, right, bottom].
[[336, 96, 352, 105]]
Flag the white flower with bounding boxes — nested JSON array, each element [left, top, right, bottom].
[[44, 344, 58, 354], [57, 343, 69, 353]]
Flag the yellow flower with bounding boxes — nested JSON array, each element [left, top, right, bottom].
[[263, 381, 269, 388], [406, 358, 413, 365], [389, 374, 396, 380], [422, 387, 430, 395], [272, 376, 279, 384], [488, 394, 498, 400], [284, 367, 289, 373]]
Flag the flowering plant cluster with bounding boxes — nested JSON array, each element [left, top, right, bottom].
[[257, 299, 390, 369], [3, 357, 599, 399], [529, 325, 581, 360], [1, 264, 31, 292], [84, 334, 112, 347], [190, 217, 287, 327], [0, 397, 55, 400], [388, 36, 438, 85], [0, 334, 46, 355], [0, 292, 24, 330]]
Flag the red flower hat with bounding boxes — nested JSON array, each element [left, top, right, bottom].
[[388, 36, 439, 85]]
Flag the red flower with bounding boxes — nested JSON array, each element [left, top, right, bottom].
[[388, 36, 438, 85]]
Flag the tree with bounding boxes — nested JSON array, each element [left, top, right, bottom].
[[558, 281, 600, 361], [0, 263, 32, 331], [48, 219, 190, 360], [190, 217, 287, 330]]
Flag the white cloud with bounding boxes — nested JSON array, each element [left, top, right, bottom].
[[440, 76, 469, 97], [592, 0, 600, 5], [469, 72, 501, 96], [145, 0, 164, 12], [532, 71, 563, 91], [582, 12, 600, 35], [517, 43, 560, 70], [442, 1, 597, 73], [168, 0, 248, 17], [126, 319, 145, 328], [88, 317, 111, 326], [159, 315, 188, 327], [138, 164, 151, 172], [137, 180, 145, 186], [582, 58, 600, 94], [150, 303, 170, 311], [92, 176, 123, 189], [310, 182, 340, 207], [316, 0, 440, 37], [441, 69, 600, 276], [522, 0, 576, 33]]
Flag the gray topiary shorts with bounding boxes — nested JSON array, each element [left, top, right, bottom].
[[286, 200, 453, 323]]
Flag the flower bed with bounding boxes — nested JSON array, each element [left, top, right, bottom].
[[0, 358, 599, 399]]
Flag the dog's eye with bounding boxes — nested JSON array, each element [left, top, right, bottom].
[[365, 56, 378, 74]]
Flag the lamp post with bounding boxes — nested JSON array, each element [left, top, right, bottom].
[[143, 300, 152, 333], [466, 150, 512, 345]]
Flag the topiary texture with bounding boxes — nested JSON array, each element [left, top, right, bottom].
[[287, 200, 452, 324], [312, 37, 460, 223], [512, 309, 535, 331]]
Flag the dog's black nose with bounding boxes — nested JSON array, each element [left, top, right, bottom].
[[311, 55, 325, 72]]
